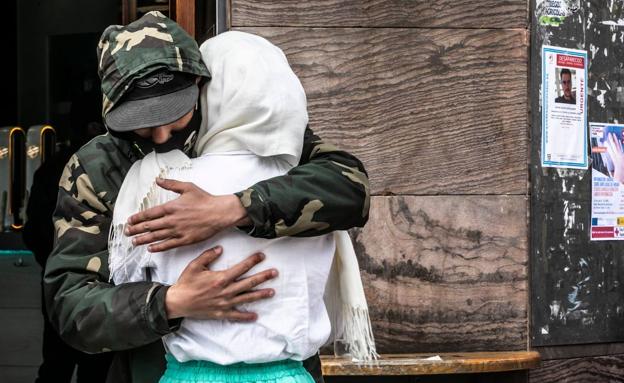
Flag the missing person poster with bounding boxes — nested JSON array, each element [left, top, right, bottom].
[[590, 122, 624, 240], [541, 45, 588, 169]]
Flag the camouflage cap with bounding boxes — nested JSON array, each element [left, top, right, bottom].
[[97, 11, 210, 119]]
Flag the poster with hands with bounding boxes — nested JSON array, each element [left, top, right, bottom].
[[590, 122, 624, 240]]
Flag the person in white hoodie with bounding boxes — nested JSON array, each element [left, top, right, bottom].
[[109, 31, 376, 383]]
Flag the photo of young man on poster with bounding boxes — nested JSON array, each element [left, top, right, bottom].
[[554, 68, 576, 104]]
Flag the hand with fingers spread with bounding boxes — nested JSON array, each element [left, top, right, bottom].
[[125, 178, 252, 253], [606, 132, 624, 184], [165, 246, 277, 321]]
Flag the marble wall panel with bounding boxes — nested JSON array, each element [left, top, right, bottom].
[[354, 196, 528, 352]]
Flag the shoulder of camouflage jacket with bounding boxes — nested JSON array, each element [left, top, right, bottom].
[[69, 133, 137, 209], [236, 127, 370, 238], [97, 11, 210, 117]]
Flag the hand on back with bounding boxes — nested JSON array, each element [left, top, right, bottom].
[[165, 246, 277, 321], [125, 178, 251, 252]]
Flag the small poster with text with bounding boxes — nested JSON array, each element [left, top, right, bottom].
[[590, 122, 624, 240], [541, 45, 588, 169]]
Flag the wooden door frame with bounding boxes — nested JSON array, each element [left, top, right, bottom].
[[121, 0, 197, 37], [173, 0, 195, 37]]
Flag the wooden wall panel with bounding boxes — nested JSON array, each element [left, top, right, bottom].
[[231, 1, 528, 29], [529, 354, 624, 382], [237, 27, 529, 195], [535, 343, 624, 360], [354, 196, 528, 352]]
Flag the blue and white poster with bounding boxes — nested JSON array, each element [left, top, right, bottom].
[[590, 122, 624, 240], [541, 45, 588, 169]]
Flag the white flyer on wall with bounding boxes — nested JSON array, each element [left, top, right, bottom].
[[541, 45, 588, 169], [590, 122, 624, 240]]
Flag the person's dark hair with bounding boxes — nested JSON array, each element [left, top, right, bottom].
[[560, 68, 572, 78]]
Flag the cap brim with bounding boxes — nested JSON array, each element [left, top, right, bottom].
[[105, 85, 199, 132]]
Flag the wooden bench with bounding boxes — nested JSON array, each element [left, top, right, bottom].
[[321, 351, 540, 382]]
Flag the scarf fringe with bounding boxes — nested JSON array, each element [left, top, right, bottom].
[[108, 160, 190, 283], [108, 223, 136, 283], [338, 304, 379, 363], [325, 231, 379, 364]]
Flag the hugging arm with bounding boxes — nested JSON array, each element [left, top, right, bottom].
[[44, 155, 173, 352], [126, 127, 370, 248], [237, 127, 370, 238], [44, 155, 276, 353]]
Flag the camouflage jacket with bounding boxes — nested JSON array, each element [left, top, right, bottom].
[[44, 128, 369, 383]]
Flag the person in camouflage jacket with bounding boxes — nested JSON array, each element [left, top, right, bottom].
[[44, 12, 369, 383]]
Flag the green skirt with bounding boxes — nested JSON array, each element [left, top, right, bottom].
[[159, 354, 315, 383]]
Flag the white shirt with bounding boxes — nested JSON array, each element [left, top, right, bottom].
[[143, 152, 335, 364]]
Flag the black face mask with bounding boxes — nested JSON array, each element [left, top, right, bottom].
[[109, 105, 202, 157]]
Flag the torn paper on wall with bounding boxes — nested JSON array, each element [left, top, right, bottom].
[[537, 0, 580, 26]]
